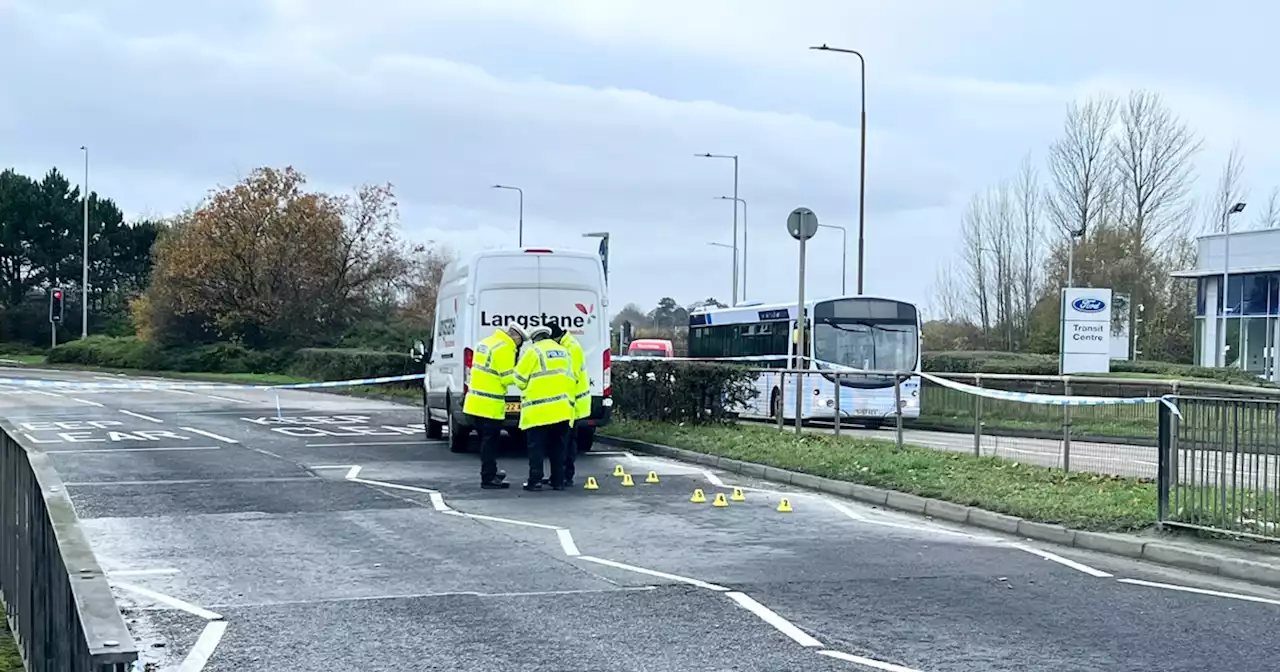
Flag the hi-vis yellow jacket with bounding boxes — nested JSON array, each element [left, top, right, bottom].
[[512, 338, 576, 430], [559, 332, 590, 423], [463, 329, 517, 420]]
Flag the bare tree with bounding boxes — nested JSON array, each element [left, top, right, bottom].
[[1256, 187, 1280, 229], [1208, 142, 1247, 232], [959, 193, 991, 333], [927, 261, 968, 322], [1012, 154, 1043, 341], [1046, 95, 1117, 286], [983, 181, 1017, 349]]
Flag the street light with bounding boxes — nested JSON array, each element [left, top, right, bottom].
[[696, 153, 739, 305], [810, 44, 868, 295], [715, 196, 748, 300], [707, 241, 734, 299], [818, 223, 848, 295], [582, 231, 610, 284], [79, 145, 89, 338], [1221, 201, 1247, 368], [491, 184, 524, 246]]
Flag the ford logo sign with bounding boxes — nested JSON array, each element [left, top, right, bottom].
[[1072, 297, 1106, 313]]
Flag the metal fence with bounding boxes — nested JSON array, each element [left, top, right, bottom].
[[1157, 396, 1280, 540], [1, 421, 138, 671]]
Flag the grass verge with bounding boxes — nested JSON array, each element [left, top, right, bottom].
[[1, 620, 21, 672], [601, 419, 1157, 532]]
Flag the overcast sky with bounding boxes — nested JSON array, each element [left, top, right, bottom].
[[4, 0, 1279, 316]]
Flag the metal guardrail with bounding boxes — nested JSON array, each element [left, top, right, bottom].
[[1, 420, 138, 672], [1158, 396, 1280, 541]]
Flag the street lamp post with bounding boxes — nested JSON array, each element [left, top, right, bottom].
[[707, 242, 734, 299], [1221, 202, 1247, 368], [715, 196, 748, 300], [818, 223, 847, 294], [696, 153, 739, 305], [809, 44, 867, 295], [79, 145, 89, 338], [491, 184, 524, 246]]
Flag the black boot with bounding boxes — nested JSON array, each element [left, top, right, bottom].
[[481, 470, 509, 489], [522, 481, 543, 491]]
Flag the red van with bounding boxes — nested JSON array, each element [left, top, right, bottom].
[[627, 338, 674, 358]]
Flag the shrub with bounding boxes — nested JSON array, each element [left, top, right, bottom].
[[286, 348, 417, 382], [612, 359, 759, 424], [924, 350, 1275, 387]]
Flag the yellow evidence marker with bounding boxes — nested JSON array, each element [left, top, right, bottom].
[[730, 487, 746, 502], [690, 488, 707, 503], [712, 493, 729, 508], [645, 471, 660, 484], [584, 477, 599, 490], [613, 464, 626, 477], [777, 498, 793, 513], [621, 473, 635, 487]]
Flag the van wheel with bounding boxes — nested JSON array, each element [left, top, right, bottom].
[[426, 411, 444, 440], [576, 426, 595, 453], [447, 402, 470, 453]]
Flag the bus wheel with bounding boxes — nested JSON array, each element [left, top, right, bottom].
[[770, 388, 782, 420]]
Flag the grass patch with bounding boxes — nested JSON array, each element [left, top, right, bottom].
[[1, 620, 21, 672], [601, 420, 1157, 532], [0, 353, 46, 365]]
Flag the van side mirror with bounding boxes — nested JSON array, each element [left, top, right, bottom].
[[410, 340, 427, 363]]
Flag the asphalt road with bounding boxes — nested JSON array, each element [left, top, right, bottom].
[[10, 366, 1280, 671]]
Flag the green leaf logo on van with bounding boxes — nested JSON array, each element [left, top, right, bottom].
[[575, 303, 596, 324]]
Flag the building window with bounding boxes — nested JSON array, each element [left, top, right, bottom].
[[1244, 273, 1273, 315], [1227, 275, 1245, 316]]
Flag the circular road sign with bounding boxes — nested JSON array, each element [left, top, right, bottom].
[[787, 207, 819, 241]]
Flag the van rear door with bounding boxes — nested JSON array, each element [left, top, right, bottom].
[[473, 253, 540, 407], [537, 255, 605, 403]]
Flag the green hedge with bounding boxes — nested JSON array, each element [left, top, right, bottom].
[[47, 336, 417, 385], [612, 359, 758, 424], [924, 350, 1273, 387]]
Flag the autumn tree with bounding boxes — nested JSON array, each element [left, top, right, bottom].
[[134, 167, 417, 348], [1045, 95, 1117, 286]]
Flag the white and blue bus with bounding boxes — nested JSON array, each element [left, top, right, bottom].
[[687, 295, 922, 426]]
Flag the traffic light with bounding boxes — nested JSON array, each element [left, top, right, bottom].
[[49, 288, 64, 324]]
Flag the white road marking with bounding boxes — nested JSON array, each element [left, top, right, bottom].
[[204, 394, 249, 403], [181, 427, 239, 444], [557, 529, 581, 556], [447, 510, 561, 531], [107, 568, 181, 577], [31, 390, 64, 398], [1013, 544, 1112, 578], [701, 469, 727, 487], [308, 464, 357, 470], [578, 555, 730, 592], [1118, 578, 1280, 606], [70, 397, 105, 407], [351, 476, 440, 496], [178, 620, 229, 672], [590, 450, 632, 456], [817, 649, 923, 672], [111, 581, 223, 620], [44, 446, 221, 455], [166, 389, 198, 396], [429, 492, 451, 512], [201, 586, 659, 610], [306, 441, 423, 448], [120, 409, 163, 423], [726, 591, 823, 647], [345, 465, 363, 480], [827, 499, 1001, 543]]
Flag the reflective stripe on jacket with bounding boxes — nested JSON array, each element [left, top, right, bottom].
[[463, 330, 517, 420], [560, 332, 590, 422], [512, 338, 575, 430]]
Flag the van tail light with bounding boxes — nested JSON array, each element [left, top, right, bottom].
[[462, 347, 474, 396], [602, 349, 612, 397]]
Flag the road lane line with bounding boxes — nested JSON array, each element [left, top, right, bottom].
[[306, 441, 423, 447], [351, 476, 439, 496], [817, 649, 923, 671], [181, 427, 239, 444], [45, 446, 222, 454], [577, 556, 729, 591], [429, 492, 451, 512], [345, 466, 363, 480], [108, 568, 181, 577], [1118, 578, 1280, 606], [120, 409, 163, 423], [178, 620, 229, 672], [65, 476, 316, 487], [112, 581, 223, 620], [726, 591, 823, 647], [557, 529, 581, 556], [202, 586, 659, 610], [70, 397, 105, 407], [1012, 544, 1112, 578], [701, 469, 727, 487], [31, 390, 64, 398], [166, 389, 198, 396], [204, 394, 249, 403], [447, 510, 561, 531]]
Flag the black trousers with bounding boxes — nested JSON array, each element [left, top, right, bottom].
[[527, 421, 569, 486], [473, 416, 502, 483], [564, 425, 578, 481]]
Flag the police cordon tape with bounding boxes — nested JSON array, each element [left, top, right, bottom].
[[614, 355, 1182, 416], [0, 372, 426, 392]]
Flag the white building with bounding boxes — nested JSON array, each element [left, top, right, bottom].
[[1172, 228, 1280, 378]]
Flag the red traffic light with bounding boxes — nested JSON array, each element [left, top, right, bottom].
[[53, 291, 62, 299]]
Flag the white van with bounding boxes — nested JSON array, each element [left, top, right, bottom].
[[420, 247, 613, 453]]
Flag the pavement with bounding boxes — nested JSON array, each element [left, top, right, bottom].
[[11, 366, 1280, 671]]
